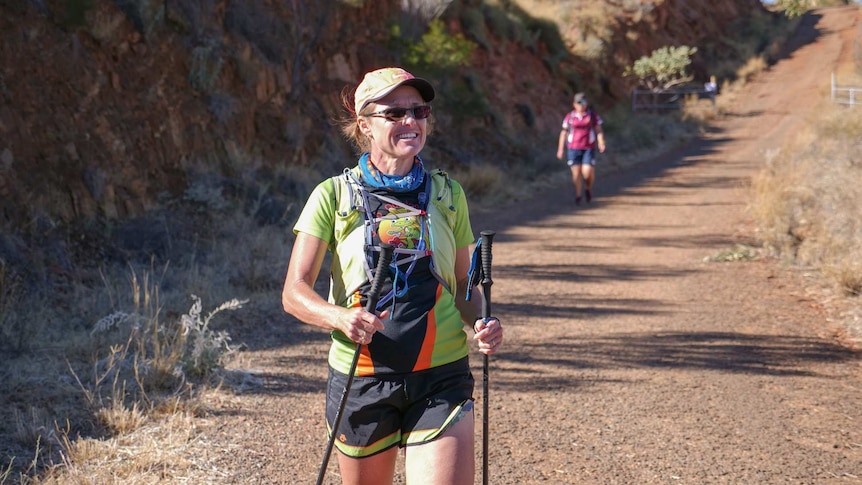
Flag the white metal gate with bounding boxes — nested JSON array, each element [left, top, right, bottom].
[[832, 72, 862, 106], [631, 88, 715, 113]]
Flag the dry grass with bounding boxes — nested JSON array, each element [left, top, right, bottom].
[[0, 153, 296, 479], [94, 398, 149, 437], [457, 163, 506, 206], [752, 97, 862, 300], [735, 56, 769, 84], [703, 244, 761, 263], [0, 261, 250, 483], [681, 93, 719, 123], [34, 411, 209, 485]]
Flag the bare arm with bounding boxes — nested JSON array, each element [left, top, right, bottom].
[[281, 232, 383, 343], [453, 245, 481, 324], [556, 129, 567, 159], [595, 124, 606, 153]]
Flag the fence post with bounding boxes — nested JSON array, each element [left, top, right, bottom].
[[832, 72, 836, 103]]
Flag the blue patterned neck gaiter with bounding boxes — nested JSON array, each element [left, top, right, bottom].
[[358, 153, 425, 192]]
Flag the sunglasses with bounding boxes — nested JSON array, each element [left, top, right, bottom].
[[366, 105, 432, 122]]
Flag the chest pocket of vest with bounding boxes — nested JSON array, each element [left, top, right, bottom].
[[331, 176, 361, 245]]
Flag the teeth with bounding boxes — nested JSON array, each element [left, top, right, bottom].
[[397, 133, 417, 140]]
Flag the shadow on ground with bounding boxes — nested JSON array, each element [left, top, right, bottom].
[[496, 331, 857, 392]]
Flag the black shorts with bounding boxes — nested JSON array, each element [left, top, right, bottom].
[[325, 357, 474, 458]]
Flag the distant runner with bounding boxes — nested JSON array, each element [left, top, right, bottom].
[[557, 92, 606, 206]]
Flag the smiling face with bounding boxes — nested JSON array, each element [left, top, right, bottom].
[[358, 85, 427, 174]]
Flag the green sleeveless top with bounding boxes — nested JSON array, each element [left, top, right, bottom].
[[293, 166, 475, 375]]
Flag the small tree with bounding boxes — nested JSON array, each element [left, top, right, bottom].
[[625, 45, 698, 91], [403, 19, 476, 72], [773, 0, 814, 18], [773, 0, 854, 18]]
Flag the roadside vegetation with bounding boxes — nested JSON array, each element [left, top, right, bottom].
[[751, 73, 862, 337], [0, 1, 809, 483], [772, 0, 857, 17]]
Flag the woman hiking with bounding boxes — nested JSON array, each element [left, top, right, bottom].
[[282, 67, 504, 485]]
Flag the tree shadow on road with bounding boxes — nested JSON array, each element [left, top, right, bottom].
[[495, 330, 858, 393], [771, 11, 823, 64]]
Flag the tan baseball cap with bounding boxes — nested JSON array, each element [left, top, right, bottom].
[[354, 67, 435, 114]]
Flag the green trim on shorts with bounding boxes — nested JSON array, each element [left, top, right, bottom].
[[334, 429, 400, 457], [403, 399, 473, 445]]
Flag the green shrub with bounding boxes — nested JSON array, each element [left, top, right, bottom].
[[0, 260, 21, 353], [188, 39, 223, 93], [484, 5, 515, 43], [224, 0, 290, 65], [500, 12, 537, 50], [625, 45, 698, 91], [404, 19, 477, 72], [61, 0, 95, 28], [461, 7, 492, 51], [111, 0, 165, 36], [773, 0, 811, 18], [524, 17, 569, 67], [441, 74, 491, 124]]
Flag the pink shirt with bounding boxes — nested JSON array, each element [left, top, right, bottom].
[[562, 110, 602, 150]]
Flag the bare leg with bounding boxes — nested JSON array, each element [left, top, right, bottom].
[[582, 164, 594, 191], [582, 164, 595, 202], [570, 165, 583, 199], [404, 413, 475, 485], [336, 446, 398, 485]]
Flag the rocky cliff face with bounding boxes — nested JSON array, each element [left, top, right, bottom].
[[0, 0, 770, 273]]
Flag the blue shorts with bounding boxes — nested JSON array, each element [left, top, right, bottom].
[[325, 357, 474, 458], [566, 148, 597, 167]]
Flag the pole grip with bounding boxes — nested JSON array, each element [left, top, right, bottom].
[[366, 243, 394, 312], [479, 231, 495, 318]]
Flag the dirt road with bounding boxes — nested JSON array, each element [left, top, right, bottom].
[[205, 7, 862, 484]]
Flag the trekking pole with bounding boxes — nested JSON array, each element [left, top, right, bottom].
[[479, 230, 495, 485], [316, 243, 394, 485]]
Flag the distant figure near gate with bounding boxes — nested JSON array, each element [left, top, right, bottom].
[[704, 75, 718, 107]]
